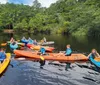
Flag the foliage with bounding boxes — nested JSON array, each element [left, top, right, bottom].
[[0, 0, 100, 37]]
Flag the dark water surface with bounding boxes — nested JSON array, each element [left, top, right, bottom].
[[0, 32, 100, 85]]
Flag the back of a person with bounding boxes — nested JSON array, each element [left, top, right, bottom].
[[43, 37, 46, 42], [0, 52, 3, 58], [40, 48, 45, 54], [22, 37, 26, 40], [0, 51, 6, 62], [28, 38, 33, 44], [34, 41, 37, 45]]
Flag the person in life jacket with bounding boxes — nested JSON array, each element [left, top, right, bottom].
[[33, 39, 37, 45], [65, 44, 72, 56], [22, 36, 26, 40], [65, 44, 72, 71], [43, 37, 46, 43], [88, 49, 100, 59], [0, 48, 6, 63], [40, 47, 46, 55], [10, 37, 15, 43], [28, 37, 33, 44]]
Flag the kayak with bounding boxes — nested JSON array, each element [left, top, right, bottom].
[[7, 41, 25, 46], [27, 44, 54, 52], [14, 50, 88, 61], [95, 57, 100, 62], [38, 41, 54, 45], [0, 53, 11, 74], [89, 55, 100, 68], [10, 43, 18, 50], [21, 39, 29, 45]]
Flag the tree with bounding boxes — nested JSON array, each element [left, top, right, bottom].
[[33, 0, 41, 9]]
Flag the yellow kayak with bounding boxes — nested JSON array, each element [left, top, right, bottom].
[[95, 57, 100, 62], [27, 44, 55, 52], [0, 53, 11, 74]]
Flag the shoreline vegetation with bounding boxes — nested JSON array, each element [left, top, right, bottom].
[[0, 0, 100, 37]]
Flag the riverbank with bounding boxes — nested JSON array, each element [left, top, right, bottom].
[[3, 29, 14, 33]]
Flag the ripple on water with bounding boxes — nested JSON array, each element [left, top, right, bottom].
[[0, 60, 100, 85]]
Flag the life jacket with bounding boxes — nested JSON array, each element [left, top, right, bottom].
[[34, 42, 37, 45], [0, 52, 6, 61], [12, 42, 16, 45], [28, 39, 33, 44], [40, 48, 46, 54], [91, 53, 98, 59], [65, 48, 72, 55]]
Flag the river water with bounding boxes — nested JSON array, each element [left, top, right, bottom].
[[0, 32, 100, 85]]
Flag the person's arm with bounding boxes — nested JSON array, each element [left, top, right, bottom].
[[16, 41, 18, 44], [87, 53, 91, 58], [64, 49, 67, 54], [96, 52, 100, 57]]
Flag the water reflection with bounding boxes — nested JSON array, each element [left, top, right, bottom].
[[0, 32, 100, 85], [1, 32, 100, 53]]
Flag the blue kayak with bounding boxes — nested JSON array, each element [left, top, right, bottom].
[[89, 55, 100, 68], [10, 43, 18, 50], [21, 39, 29, 44]]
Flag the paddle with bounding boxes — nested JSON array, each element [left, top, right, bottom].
[[1, 43, 7, 46], [17, 40, 20, 42], [12, 57, 26, 61], [1, 39, 21, 46]]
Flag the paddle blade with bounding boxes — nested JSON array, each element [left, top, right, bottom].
[[1, 43, 7, 46], [17, 40, 20, 42], [16, 58, 26, 60]]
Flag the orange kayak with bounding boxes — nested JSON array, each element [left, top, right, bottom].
[[14, 50, 88, 62], [27, 44, 54, 52]]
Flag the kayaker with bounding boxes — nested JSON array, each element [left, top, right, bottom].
[[33, 39, 37, 45], [65, 44, 72, 71], [0, 48, 6, 63], [43, 37, 46, 43], [40, 47, 46, 55], [28, 37, 31, 40], [65, 44, 72, 56], [88, 49, 100, 58], [28, 37, 33, 44], [22, 36, 26, 40]]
